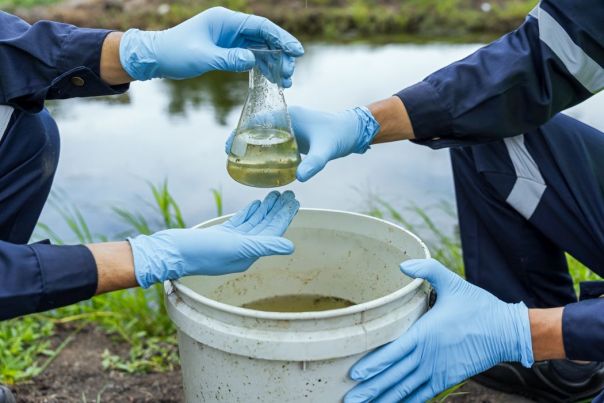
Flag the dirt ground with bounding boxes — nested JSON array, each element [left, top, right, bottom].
[[11, 326, 183, 403], [10, 325, 531, 403]]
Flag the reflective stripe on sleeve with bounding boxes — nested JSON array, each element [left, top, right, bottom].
[[537, 7, 604, 94], [0, 105, 14, 143], [504, 134, 547, 220]]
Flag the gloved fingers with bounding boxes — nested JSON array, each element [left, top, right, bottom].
[[224, 199, 262, 228], [349, 330, 417, 382], [400, 258, 460, 295], [256, 197, 300, 237], [282, 55, 295, 78], [236, 191, 281, 232], [345, 356, 422, 403], [288, 106, 313, 148], [244, 235, 295, 257], [211, 47, 256, 73], [279, 55, 296, 88], [251, 51, 294, 87], [241, 15, 304, 57], [248, 191, 296, 235], [282, 77, 293, 88], [296, 153, 330, 182], [289, 106, 339, 156]]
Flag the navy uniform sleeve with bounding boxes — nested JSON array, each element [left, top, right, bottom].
[[0, 11, 129, 113], [396, 0, 603, 148], [0, 241, 98, 320], [562, 282, 604, 362]]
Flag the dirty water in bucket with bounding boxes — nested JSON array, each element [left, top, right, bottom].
[[180, 226, 418, 309], [241, 294, 356, 312]]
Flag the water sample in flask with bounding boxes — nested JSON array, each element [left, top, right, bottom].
[[227, 48, 301, 188]]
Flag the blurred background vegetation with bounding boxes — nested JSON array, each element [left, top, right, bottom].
[[2, 0, 535, 41]]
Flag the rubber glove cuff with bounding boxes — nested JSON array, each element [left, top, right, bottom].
[[119, 29, 161, 81], [503, 301, 535, 368], [128, 234, 181, 288], [351, 106, 381, 154]]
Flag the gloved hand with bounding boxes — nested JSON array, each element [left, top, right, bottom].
[[129, 191, 299, 288], [119, 7, 304, 86], [345, 259, 534, 403], [289, 106, 381, 182]]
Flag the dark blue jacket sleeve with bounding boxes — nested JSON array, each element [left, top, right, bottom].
[[396, 0, 603, 149], [0, 11, 128, 113], [562, 282, 604, 361], [0, 241, 98, 320]]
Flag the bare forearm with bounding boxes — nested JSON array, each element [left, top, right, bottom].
[[100, 32, 133, 85], [87, 241, 138, 295], [529, 307, 566, 361], [367, 96, 415, 143]]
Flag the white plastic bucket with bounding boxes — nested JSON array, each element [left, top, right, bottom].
[[165, 209, 431, 402]]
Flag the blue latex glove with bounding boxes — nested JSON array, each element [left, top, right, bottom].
[[288, 106, 381, 182], [119, 7, 304, 86], [345, 259, 534, 403], [129, 191, 299, 288]]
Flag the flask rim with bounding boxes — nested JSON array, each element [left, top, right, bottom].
[[248, 47, 283, 55]]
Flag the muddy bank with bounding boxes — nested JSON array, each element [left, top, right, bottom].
[[11, 325, 182, 403], [8, 0, 531, 40]]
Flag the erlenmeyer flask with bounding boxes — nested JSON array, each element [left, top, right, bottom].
[[227, 49, 301, 188]]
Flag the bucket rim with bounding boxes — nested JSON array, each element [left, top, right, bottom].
[[169, 208, 430, 320]]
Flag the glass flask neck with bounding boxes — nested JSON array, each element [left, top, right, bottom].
[[249, 66, 281, 92]]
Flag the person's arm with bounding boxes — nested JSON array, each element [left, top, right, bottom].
[[0, 12, 129, 113], [88, 242, 137, 295], [528, 301, 604, 363], [0, 241, 98, 321], [371, 0, 603, 148], [99, 32, 132, 86], [1, 7, 303, 112], [367, 96, 415, 143], [0, 192, 299, 320], [561, 297, 604, 362], [288, 0, 603, 181], [529, 307, 565, 360]]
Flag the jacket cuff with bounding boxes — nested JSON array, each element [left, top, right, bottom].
[[395, 81, 453, 141], [30, 243, 98, 312], [47, 27, 129, 102], [58, 27, 111, 77], [562, 299, 604, 361]]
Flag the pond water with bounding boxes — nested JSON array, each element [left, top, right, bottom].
[[40, 43, 604, 241]]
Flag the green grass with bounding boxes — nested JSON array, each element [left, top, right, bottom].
[[367, 198, 464, 275], [0, 316, 54, 383], [567, 254, 602, 291], [0, 0, 59, 8], [432, 382, 468, 402], [367, 196, 602, 288]]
